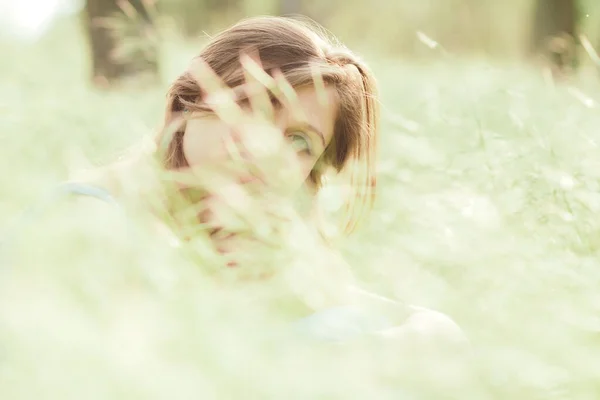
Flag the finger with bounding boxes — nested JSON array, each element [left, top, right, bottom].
[[187, 60, 248, 165], [155, 114, 185, 159], [232, 62, 309, 188], [238, 57, 306, 123], [238, 54, 290, 172], [240, 52, 275, 122], [271, 69, 306, 122], [188, 58, 245, 126], [189, 58, 278, 170]]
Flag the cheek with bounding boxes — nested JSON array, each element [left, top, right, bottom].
[[182, 118, 230, 167], [290, 156, 319, 188], [182, 117, 320, 191], [299, 159, 315, 181]]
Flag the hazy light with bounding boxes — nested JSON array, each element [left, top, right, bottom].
[[0, 0, 83, 41]]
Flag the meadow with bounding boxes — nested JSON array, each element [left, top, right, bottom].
[[2, 15, 600, 399]]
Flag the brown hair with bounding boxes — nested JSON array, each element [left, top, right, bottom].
[[156, 16, 379, 233]]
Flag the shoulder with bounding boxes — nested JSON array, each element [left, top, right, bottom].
[[375, 305, 473, 389], [375, 307, 476, 393], [24, 182, 129, 244], [404, 306, 466, 342], [2, 182, 131, 266], [50, 182, 122, 220], [346, 288, 467, 346], [377, 305, 469, 351]]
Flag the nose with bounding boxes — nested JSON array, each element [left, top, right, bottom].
[[225, 128, 251, 164], [228, 123, 284, 160], [238, 175, 261, 185]]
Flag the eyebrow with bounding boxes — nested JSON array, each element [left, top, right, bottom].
[[269, 97, 327, 148]]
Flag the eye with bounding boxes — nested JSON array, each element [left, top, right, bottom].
[[287, 131, 313, 155]]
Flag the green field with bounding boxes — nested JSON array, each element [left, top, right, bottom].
[[2, 17, 600, 399]]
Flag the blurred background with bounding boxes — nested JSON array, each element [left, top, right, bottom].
[[4, 0, 600, 398], [3, 0, 600, 201], [2, 0, 600, 83]]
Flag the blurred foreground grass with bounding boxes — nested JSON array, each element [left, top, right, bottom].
[[3, 17, 600, 399]]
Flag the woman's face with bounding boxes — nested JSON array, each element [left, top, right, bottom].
[[182, 85, 338, 185], [179, 85, 338, 256]]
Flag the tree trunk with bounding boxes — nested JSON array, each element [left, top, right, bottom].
[[530, 0, 577, 72], [84, 0, 159, 86]]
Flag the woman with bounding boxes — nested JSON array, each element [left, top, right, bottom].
[[12, 16, 465, 347]]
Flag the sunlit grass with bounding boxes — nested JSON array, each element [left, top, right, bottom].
[[3, 16, 600, 398]]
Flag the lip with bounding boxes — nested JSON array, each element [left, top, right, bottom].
[[238, 175, 263, 185], [209, 227, 237, 241]]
